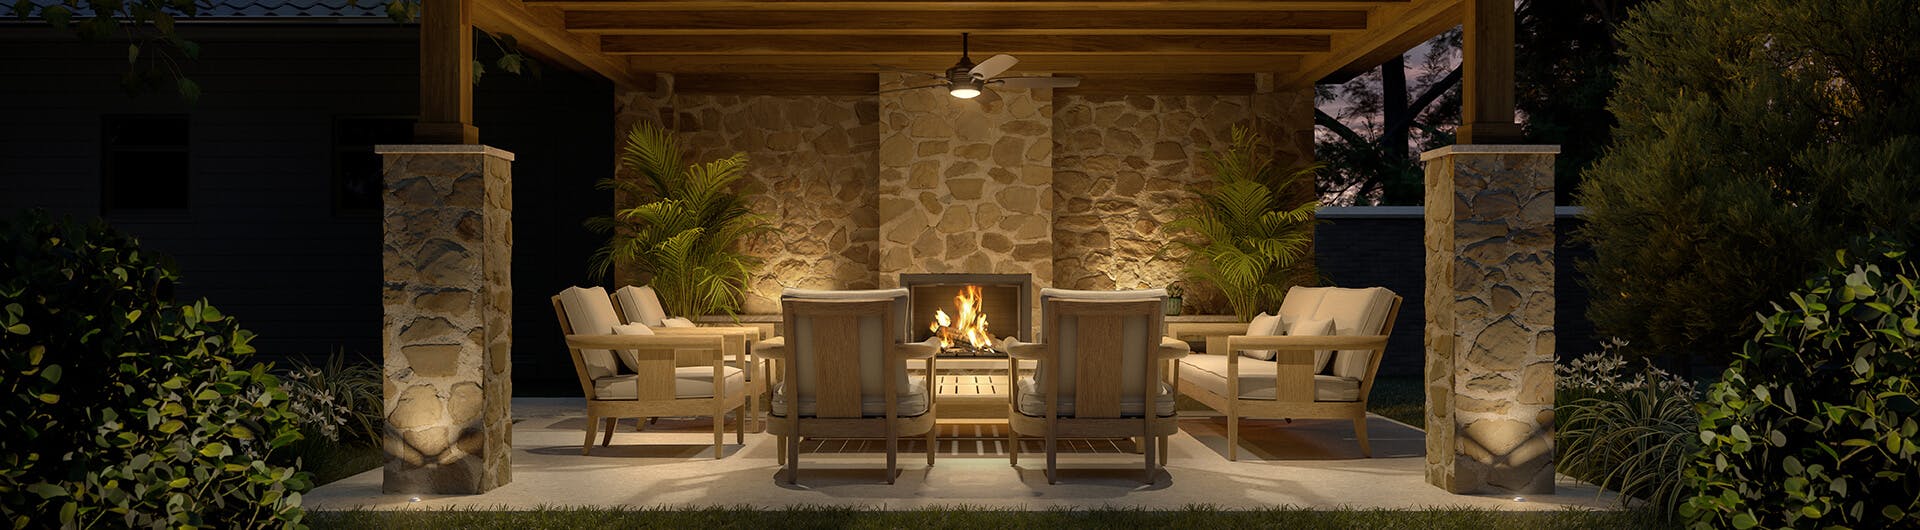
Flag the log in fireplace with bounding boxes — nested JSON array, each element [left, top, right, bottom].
[[899, 273, 1032, 358]]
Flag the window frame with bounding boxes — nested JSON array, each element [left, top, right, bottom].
[[100, 114, 192, 217]]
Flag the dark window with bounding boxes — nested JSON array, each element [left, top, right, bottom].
[[101, 115, 190, 213], [332, 116, 414, 216]]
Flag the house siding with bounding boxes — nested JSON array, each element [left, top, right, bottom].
[[0, 25, 611, 394]]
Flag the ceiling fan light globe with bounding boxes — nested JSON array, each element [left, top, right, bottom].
[[950, 86, 982, 99]]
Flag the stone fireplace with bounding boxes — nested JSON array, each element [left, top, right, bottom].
[[901, 273, 1032, 357]]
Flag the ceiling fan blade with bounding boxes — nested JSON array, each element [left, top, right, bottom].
[[968, 54, 1019, 80], [875, 83, 950, 94], [993, 76, 1081, 89], [871, 64, 943, 80]]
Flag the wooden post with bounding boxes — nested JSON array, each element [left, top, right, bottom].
[[416, 0, 479, 144], [1459, 0, 1523, 144]]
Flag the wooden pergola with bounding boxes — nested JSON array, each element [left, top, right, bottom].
[[413, 0, 1521, 145]]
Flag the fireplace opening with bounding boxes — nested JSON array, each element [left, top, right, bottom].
[[900, 273, 1031, 358]]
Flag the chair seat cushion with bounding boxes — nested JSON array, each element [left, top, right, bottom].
[[592, 365, 746, 400], [1179, 354, 1361, 402], [1015, 376, 1178, 417], [770, 375, 929, 417]]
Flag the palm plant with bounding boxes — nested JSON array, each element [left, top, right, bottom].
[[1166, 126, 1319, 321], [587, 121, 773, 318]]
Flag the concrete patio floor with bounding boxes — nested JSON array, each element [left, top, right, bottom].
[[307, 398, 1616, 511]]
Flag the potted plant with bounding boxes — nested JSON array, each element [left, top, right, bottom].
[[1165, 126, 1319, 322], [1164, 283, 1184, 316], [587, 121, 774, 318]]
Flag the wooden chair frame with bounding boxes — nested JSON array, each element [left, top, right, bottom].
[[1006, 298, 1184, 484], [758, 298, 939, 485], [610, 295, 768, 432], [551, 295, 750, 458], [1173, 295, 1403, 460]]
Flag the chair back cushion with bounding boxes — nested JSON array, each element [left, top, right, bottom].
[[781, 288, 913, 417], [1238, 311, 1285, 361], [1306, 286, 1397, 378], [1276, 287, 1326, 325], [556, 286, 623, 380], [612, 285, 670, 326], [1033, 288, 1164, 418]]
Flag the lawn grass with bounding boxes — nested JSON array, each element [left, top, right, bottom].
[[309, 505, 1662, 529], [1367, 375, 1425, 429]]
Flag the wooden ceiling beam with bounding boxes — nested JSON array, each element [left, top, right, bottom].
[[563, 10, 1367, 34], [1282, 0, 1459, 87], [675, 73, 880, 94], [624, 54, 1300, 73], [529, 0, 1408, 11], [601, 34, 1329, 54], [1053, 74, 1258, 95], [471, 0, 655, 90]]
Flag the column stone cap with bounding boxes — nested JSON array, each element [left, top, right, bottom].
[[1419, 144, 1560, 162], [375, 144, 516, 161]]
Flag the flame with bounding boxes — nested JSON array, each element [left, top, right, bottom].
[[928, 285, 995, 351]]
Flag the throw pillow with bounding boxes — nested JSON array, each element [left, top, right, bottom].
[[1238, 312, 1286, 361]]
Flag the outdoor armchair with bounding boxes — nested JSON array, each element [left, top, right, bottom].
[[1175, 286, 1403, 460], [611, 285, 768, 431], [1002, 288, 1190, 484], [756, 288, 940, 484], [552, 286, 750, 458]]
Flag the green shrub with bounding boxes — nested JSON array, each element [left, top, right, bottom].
[[1576, 0, 1920, 364], [1167, 125, 1319, 321], [0, 210, 311, 527], [1683, 243, 1920, 529], [1555, 344, 1699, 517]]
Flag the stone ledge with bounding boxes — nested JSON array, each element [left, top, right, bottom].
[[375, 144, 517, 161], [1419, 144, 1560, 161]]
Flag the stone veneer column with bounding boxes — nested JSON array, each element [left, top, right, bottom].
[[1422, 144, 1558, 494], [377, 144, 514, 494]]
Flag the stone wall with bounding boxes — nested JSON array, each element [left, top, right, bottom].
[[1422, 145, 1559, 495], [874, 74, 1056, 299], [1050, 85, 1315, 314], [608, 78, 1318, 321], [378, 145, 514, 494], [674, 95, 882, 313]]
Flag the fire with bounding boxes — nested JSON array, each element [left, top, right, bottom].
[[928, 285, 995, 352]]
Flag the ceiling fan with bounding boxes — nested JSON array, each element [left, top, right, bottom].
[[879, 33, 1081, 98]]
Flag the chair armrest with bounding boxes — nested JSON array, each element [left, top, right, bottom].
[[1001, 337, 1050, 361], [652, 326, 763, 340], [751, 336, 787, 360], [565, 334, 726, 351], [1225, 334, 1389, 351], [1167, 322, 1252, 336], [1156, 337, 1192, 360], [897, 338, 941, 359]]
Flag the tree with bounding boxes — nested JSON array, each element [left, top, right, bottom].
[[1515, 0, 1647, 203], [1314, 30, 1462, 205], [1577, 0, 1920, 366]]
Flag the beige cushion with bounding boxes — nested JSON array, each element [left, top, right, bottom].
[[1239, 311, 1286, 361], [557, 286, 622, 380], [591, 365, 745, 400], [610, 322, 653, 371], [770, 375, 929, 417], [1288, 317, 1336, 373], [660, 317, 696, 328], [613, 285, 670, 326], [1307, 287, 1396, 379], [1276, 287, 1326, 325], [1015, 376, 1177, 417], [1179, 354, 1361, 402]]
